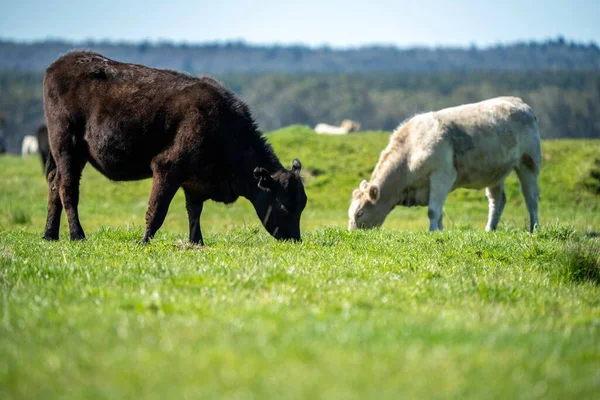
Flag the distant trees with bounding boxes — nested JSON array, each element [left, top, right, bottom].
[[1, 70, 599, 152], [1, 37, 599, 152], [232, 71, 600, 138], [1, 37, 599, 73], [0, 72, 45, 152]]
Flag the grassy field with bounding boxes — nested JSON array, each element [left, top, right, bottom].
[[1, 126, 599, 399]]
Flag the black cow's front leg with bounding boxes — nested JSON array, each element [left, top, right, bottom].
[[183, 187, 205, 245], [142, 175, 180, 243]]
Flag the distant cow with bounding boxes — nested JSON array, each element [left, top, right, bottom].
[[0, 110, 6, 154], [22, 135, 39, 156], [0, 134, 5, 155], [314, 119, 361, 135], [36, 124, 50, 171], [43, 51, 307, 244], [348, 97, 541, 232]]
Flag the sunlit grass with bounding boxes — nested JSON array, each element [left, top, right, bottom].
[[0, 130, 599, 399]]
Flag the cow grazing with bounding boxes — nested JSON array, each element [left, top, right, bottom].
[[36, 124, 50, 171], [22, 135, 39, 156], [348, 97, 541, 232], [43, 51, 307, 244], [314, 119, 361, 135]]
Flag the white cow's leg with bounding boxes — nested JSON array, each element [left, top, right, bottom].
[[428, 169, 456, 231], [485, 181, 506, 231], [515, 164, 540, 232]]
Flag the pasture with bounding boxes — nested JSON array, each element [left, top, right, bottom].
[[1, 126, 599, 399]]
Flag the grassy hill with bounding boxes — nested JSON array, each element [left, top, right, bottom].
[[1, 126, 599, 234], [0, 128, 599, 398]]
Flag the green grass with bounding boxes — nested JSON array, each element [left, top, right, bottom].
[[1, 128, 600, 399]]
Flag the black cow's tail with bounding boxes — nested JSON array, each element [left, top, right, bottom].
[[45, 149, 57, 182]]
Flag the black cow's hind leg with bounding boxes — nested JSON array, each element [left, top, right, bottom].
[[58, 152, 87, 241], [43, 158, 62, 240], [183, 187, 205, 245], [46, 122, 87, 241]]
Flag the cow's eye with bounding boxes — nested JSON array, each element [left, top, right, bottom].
[[356, 210, 364, 218]]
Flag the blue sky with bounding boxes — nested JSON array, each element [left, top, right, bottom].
[[0, 0, 598, 47]]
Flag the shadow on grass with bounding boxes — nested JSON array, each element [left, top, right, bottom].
[[10, 207, 31, 225], [561, 244, 600, 285]]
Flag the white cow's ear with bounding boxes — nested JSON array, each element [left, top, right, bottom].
[[359, 180, 368, 191], [368, 184, 380, 203]]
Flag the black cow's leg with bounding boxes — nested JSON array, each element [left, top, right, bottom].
[[43, 163, 62, 240], [58, 151, 87, 241], [142, 174, 181, 243], [183, 187, 205, 245], [46, 121, 87, 241]]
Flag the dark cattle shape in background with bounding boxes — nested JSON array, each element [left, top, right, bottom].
[[42, 51, 307, 245], [0, 108, 6, 154], [36, 124, 50, 171]]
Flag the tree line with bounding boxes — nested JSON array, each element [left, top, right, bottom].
[[1, 69, 599, 153], [1, 37, 599, 73]]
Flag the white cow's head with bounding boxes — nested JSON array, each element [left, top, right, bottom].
[[340, 119, 361, 132], [348, 180, 390, 230]]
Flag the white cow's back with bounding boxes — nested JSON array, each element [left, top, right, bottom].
[[314, 123, 350, 135]]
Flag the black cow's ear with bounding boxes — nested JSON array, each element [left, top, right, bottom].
[[291, 158, 302, 174], [254, 167, 274, 190]]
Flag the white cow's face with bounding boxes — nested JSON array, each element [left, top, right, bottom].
[[348, 180, 389, 230]]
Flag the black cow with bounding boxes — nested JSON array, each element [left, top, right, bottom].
[[43, 51, 307, 244]]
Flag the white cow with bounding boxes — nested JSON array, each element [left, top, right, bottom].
[[348, 97, 541, 232], [314, 119, 361, 135], [21, 135, 39, 156]]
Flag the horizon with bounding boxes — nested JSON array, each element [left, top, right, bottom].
[[1, 0, 599, 48], [1, 35, 596, 51]]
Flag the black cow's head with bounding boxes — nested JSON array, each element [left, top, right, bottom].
[[253, 159, 307, 241]]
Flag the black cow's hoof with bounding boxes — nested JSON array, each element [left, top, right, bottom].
[[70, 233, 86, 241], [189, 238, 205, 246], [42, 233, 59, 241], [138, 236, 151, 245]]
